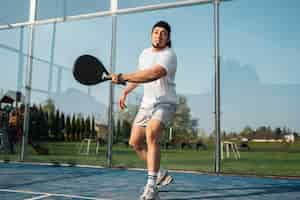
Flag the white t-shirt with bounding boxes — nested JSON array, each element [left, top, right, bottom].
[[138, 47, 177, 108]]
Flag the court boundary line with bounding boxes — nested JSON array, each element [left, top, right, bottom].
[[0, 189, 111, 200], [24, 194, 51, 200], [1, 160, 300, 180]]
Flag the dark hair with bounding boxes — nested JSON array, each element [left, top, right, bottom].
[[152, 21, 172, 47]]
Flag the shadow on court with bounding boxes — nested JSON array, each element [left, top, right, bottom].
[[1, 163, 300, 200]]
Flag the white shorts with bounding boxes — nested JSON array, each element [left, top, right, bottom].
[[133, 103, 176, 128]]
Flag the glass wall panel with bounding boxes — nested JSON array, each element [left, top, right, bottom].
[[221, 0, 300, 176], [0, 0, 298, 180], [114, 4, 215, 171], [119, 0, 186, 9], [37, 0, 110, 20], [0, 0, 29, 25], [26, 17, 112, 166], [0, 27, 28, 161]]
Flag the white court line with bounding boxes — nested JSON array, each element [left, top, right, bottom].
[[0, 189, 111, 200], [24, 194, 51, 200], [0, 189, 45, 195]]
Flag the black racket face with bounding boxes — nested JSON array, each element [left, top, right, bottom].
[[73, 55, 109, 86]]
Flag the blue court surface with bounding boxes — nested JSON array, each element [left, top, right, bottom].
[[0, 162, 300, 200]]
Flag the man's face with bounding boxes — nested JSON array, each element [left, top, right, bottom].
[[151, 26, 169, 49]]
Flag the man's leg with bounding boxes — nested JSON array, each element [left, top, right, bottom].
[[145, 119, 163, 173], [148, 104, 176, 188], [130, 122, 170, 183], [129, 122, 163, 173], [129, 125, 147, 161], [139, 119, 162, 200]]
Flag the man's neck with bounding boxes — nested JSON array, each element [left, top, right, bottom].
[[151, 46, 168, 52]]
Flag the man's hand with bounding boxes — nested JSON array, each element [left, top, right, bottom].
[[111, 73, 125, 84], [119, 92, 127, 111], [110, 74, 118, 84]]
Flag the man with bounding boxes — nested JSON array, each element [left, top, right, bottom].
[[111, 21, 177, 200]]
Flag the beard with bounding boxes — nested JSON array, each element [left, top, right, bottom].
[[152, 42, 165, 49]]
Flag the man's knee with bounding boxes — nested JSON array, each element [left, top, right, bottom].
[[129, 140, 144, 151], [146, 130, 160, 146], [146, 120, 162, 146]]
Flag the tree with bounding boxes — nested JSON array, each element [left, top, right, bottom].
[[85, 116, 91, 138], [60, 112, 65, 140], [91, 116, 95, 139], [172, 95, 192, 129], [38, 105, 49, 140], [43, 98, 55, 114], [274, 127, 282, 139], [65, 115, 71, 141], [122, 120, 131, 140], [28, 105, 39, 142], [255, 126, 273, 139], [48, 109, 55, 139], [76, 116, 81, 140], [115, 118, 122, 143], [81, 117, 85, 139], [170, 95, 194, 141], [54, 109, 61, 140], [71, 114, 76, 141], [116, 103, 139, 142], [240, 126, 253, 138]]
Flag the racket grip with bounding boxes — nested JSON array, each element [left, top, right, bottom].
[[119, 80, 126, 86], [103, 77, 112, 81], [117, 73, 127, 85], [104, 76, 126, 85]]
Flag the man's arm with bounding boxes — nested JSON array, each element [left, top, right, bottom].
[[120, 65, 167, 83], [118, 82, 139, 110], [123, 82, 139, 96]]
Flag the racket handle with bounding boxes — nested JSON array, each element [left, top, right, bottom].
[[103, 77, 112, 81], [119, 80, 127, 86], [117, 73, 127, 86], [104, 76, 126, 85]]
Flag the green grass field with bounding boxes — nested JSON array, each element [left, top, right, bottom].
[[1, 141, 300, 177]]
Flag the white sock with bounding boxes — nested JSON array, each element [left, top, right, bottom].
[[158, 167, 167, 177], [147, 171, 158, 186], [158, 168, 164, 175]]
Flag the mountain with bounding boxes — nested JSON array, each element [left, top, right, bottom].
[[52, 88, 107, 122], [185, 83, 300, 134]]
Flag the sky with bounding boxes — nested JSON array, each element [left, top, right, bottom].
[[0, 0, 300, 133]]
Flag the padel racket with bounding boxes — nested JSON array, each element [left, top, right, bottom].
[[73, 54, 126, 86]]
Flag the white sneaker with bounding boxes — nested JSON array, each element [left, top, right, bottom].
[[157, 169, 173, 187], [140, 184, 160, 200]]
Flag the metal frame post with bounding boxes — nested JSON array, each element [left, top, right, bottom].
[[17, 27, 25, 91], [213, 0, 221, 173], [21, 0, 37, 161], [107, 0, 118, 168], [48, 23, 57, 96]]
